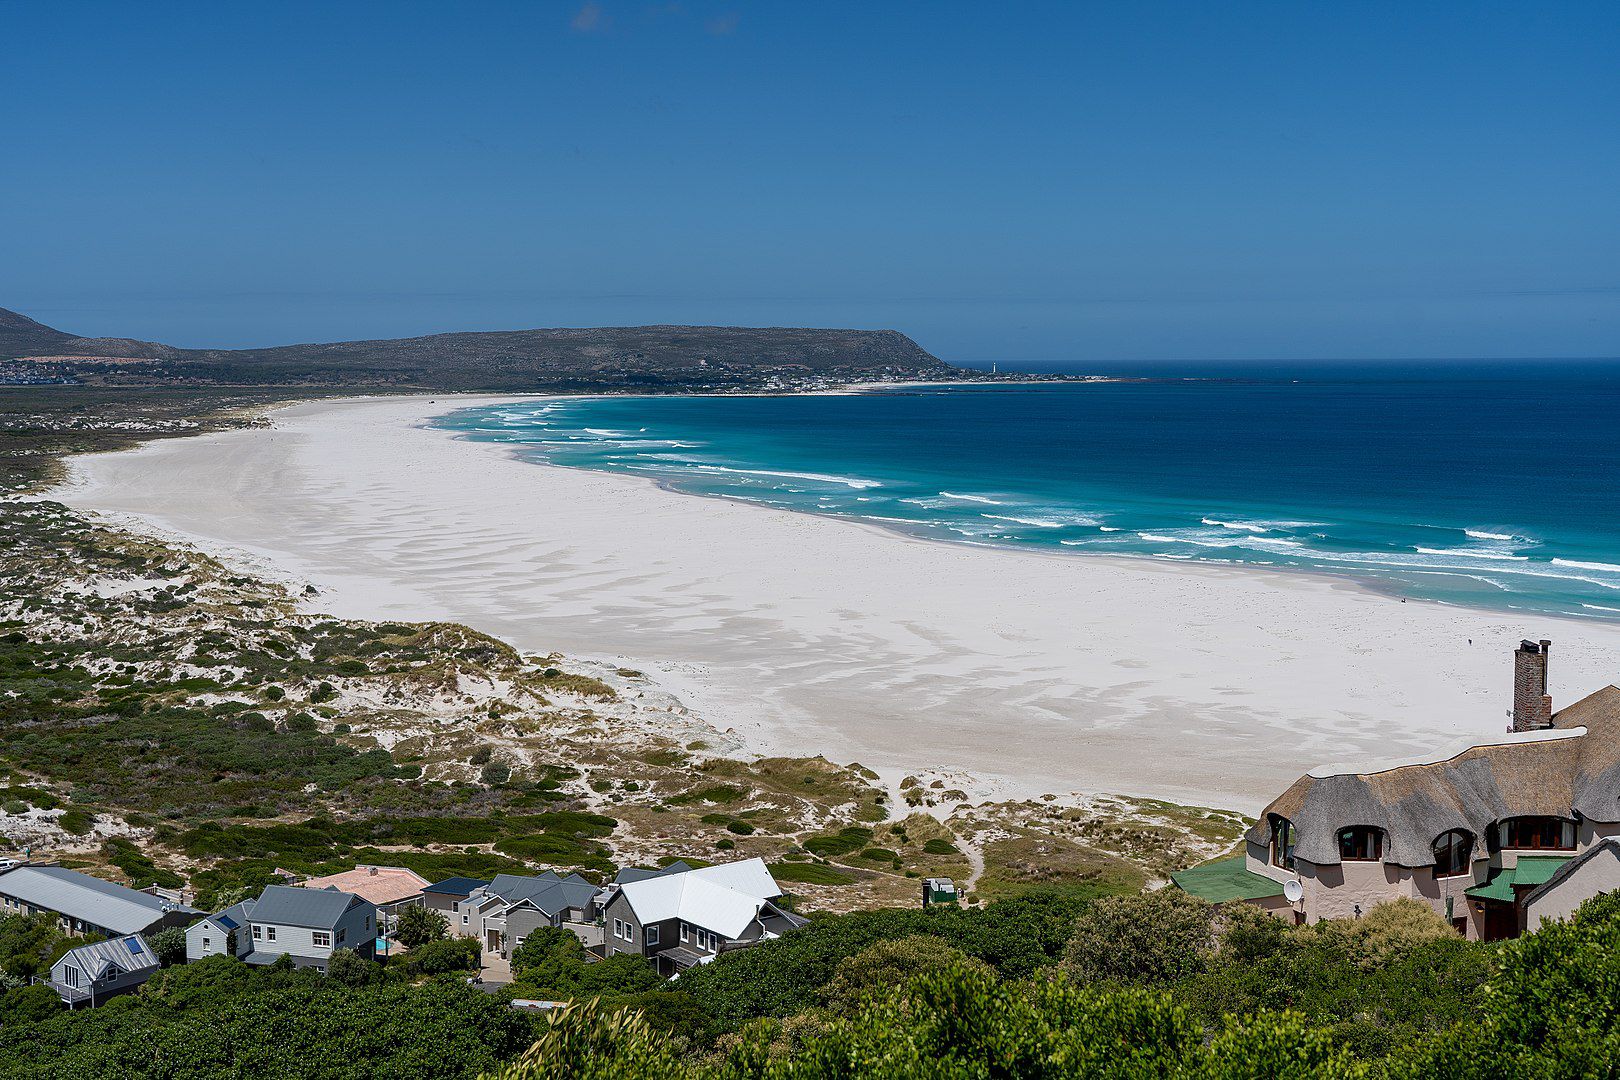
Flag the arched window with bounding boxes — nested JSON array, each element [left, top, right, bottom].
[[1337, 826, 1384, 861], [1496, 817, 1576, 851], [1432, 830, 1473, 877], [1269, 815, 1295, 870]]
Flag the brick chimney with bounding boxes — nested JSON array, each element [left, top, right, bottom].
[[1511, 639, 1553, 732]]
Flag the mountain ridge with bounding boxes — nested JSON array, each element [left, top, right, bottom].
[[0, 306, 954, 391]]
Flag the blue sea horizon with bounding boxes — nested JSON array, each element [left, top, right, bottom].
[[435, 359, 1620, 622]]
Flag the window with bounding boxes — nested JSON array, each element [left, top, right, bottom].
[[1337, 826, 1384, 861], [645, 926, 659, 946], [202, 936, 212, 953], [266, 926, 277, 942], [62, 967, 80, 988], [1269, 815, 1296, 870], [614, 918, 623, 939], [337, 929, 346, 944], [251, 925, 263, 941], [1433, 830, 1473, 878], [681, 922, 690, 943], [461, 913, 469, 925], [1498, 817, 1576, 851], [312, 931, 332, 948]]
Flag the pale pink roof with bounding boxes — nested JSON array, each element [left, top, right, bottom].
[[296, 865, 429, 906]]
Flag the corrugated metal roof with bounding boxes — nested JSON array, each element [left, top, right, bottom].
[[618, 858, 781, 939], [250, 884, 365, 928], [54, 934, 159, 981], [0, 866, 197, 934]]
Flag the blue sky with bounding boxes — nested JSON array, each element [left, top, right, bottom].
[[1, 2, 1616, 361]]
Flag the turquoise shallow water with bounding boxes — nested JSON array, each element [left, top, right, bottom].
[[435, 361, 1620, 621]]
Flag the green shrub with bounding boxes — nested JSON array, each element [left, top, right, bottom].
[[408, 936, 482, 975], [57, 809, 94, 835]]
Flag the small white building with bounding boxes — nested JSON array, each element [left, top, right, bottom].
[[184, 899, 257, 962], [49, 934, 160, 1007], [242, 885, 376, 970]]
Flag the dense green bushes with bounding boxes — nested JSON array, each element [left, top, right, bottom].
[[484, 891, 1620, 1078], [673, 890, 1091, 1033]]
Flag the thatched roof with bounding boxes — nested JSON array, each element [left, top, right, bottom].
[[1245, 685, 1620, 868]]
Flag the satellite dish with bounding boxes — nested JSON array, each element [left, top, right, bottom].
[[1283, 879, 1304, 903]]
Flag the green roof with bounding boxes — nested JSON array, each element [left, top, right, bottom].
[[1171, 856, 1287, 903], [1465, 867, 1515, 902], [1512, 856, 1572, 886], [1465, 856, 1572, 902]]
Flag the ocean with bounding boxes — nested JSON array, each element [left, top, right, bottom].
[[435, 360, 1620, 621]]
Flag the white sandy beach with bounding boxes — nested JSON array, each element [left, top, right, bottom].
[[55, 395, 1620, 810]]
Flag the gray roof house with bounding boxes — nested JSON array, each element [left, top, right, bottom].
[[47, 934, 160, 1007], [185, 899, 257, 962], [244, 885, 376, 969], [460, 871, 604, 958], [0, 865, 199, 938], [420, 876, 490, 921], [602, 857, 808, 976]]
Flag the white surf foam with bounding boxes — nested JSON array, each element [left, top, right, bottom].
[[1553, 558, 1620, 574], [688, 465, 883, 489], [1414, 547, 1530, 561]]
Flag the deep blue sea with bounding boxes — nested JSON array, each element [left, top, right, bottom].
[[436, 360, 1620, 620]]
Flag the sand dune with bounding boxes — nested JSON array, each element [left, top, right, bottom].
[[57, 396, 1620, 810]]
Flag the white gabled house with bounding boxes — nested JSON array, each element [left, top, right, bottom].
[[48, 934, 160, 1007], [243, 885, 376, 969], [600, 857, 807, 976], [184, 899, 257, 962]]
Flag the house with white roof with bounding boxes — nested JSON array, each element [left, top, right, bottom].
[[47, 934, 160, 1007], [600, 857, 807, 976], [0, 864, 198, 938], [184, 899, 257, 962]]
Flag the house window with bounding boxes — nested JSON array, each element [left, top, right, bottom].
[[1433, 830, 1473, 878], [266, 926, 277, 942], [681, 922, 690, 943], [202, 937, 212, 952], [614, 918, 623, 939], [1497, 817, 1576, 851], [337, 929, 346, 944], [251, 925, 263, 940], [462, 914, 469, 925], [645, 926, 659, 946], [62, 967, 80, 988], [312, 931, 332, 948], [1269, 815, 1296, 870], [1337, 827, 1384, 861]]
